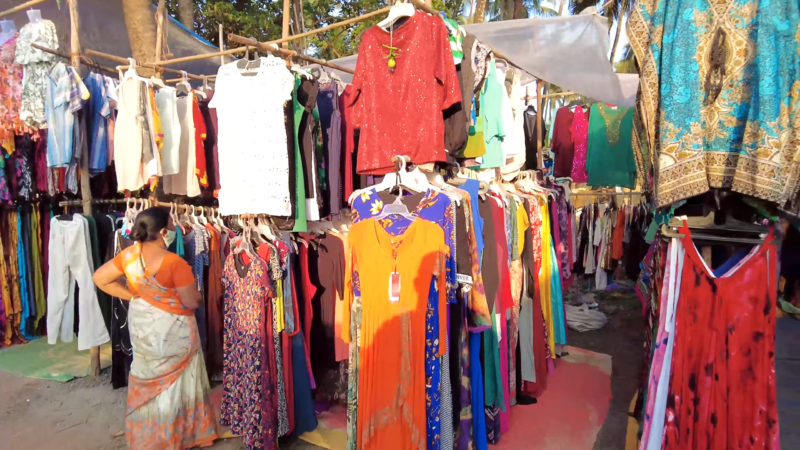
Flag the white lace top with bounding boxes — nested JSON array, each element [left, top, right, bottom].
[[210, 57, 295, 216]]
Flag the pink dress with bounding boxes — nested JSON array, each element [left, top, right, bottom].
[[570, 106, 589, 183]]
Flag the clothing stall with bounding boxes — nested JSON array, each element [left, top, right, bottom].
[[0, 0, 696, 450]]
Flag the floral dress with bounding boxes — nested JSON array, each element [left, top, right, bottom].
[[0, 34, 27, 154], [14, 20, 57, 128], [220, 253, 278, 450]]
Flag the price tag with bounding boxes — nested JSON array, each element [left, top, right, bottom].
[[389, 272, 401, 303]]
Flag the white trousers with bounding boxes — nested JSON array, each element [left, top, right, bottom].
[[47, 215, 110, 350]]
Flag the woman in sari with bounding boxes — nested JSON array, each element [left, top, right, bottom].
[[93, 207, 218, 449]]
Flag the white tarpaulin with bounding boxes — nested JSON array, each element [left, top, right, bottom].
[[463, 8, 625, 104], [319, 8, 630, 105]]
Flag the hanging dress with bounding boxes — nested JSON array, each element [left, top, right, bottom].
[[663, 223, 779, 450]]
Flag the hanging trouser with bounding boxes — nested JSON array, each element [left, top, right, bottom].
[[47, 215, 110, 350]]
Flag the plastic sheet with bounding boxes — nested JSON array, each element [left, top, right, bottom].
[[463, 9, 624, 104]]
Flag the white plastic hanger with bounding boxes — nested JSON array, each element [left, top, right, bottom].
[[176, 71, 192, 95], [121, 58, 150, 84], [0, 20, 17, 46], [348, 156, 426, 204], [378, 0, 415, 30], [374, 195, 416, 221], [26, 9, 42, 23]]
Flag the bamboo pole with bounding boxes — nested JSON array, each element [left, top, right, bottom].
[[154, 0, 165, 63], [249, 6, 392, 49], [535, 79, 543, 169], [30, 43, 116, 74], [228, 35, 355, 74], [149, 46, 248, 67], [165, 74, 216, 83], [86, 48, 211, 80], [522, 91, 576, 101], [219, 24, 224, 66], [67, 0, 100, 379], [0, 0, 50, 20], [281, 0, 290, 50], [609, 0, 628, 62], [225, 0, 525, 75]]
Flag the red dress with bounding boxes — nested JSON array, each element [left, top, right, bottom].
[[665, 224, 779, 450], [350, 12, 461, 175]]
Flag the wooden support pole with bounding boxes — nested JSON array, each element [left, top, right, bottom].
[[228, 35, 355, 74], [149, 46, 247, 67], [30, 43, 116, 74], [281, 0, 291, 49], [219, 24, 224, 66], [67, 0, 100, 379], [0, 0, 50, 19], [154, 0, 165, 63], [522, 91, 576, 101], [86, 48, 211, 80], [535, 79, 543, 169], [246, 6, 392, 49]]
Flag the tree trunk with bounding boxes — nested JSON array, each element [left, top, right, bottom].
[[177, 0, 194, 30], [513, 0, 524, 19], [474, 0, 487, 23], [609, 0, 628, 62], [121, 0, 158, 74]]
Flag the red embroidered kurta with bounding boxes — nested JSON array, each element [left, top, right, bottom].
[[351, 13, 461, 175]]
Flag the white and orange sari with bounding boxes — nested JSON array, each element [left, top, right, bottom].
[[119, 244, 218, 449]]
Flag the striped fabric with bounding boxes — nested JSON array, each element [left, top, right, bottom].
[[440, 14, 465, 65]]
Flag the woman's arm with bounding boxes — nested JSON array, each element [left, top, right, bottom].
[[175, 284, 202, 310], [93, 260, 134, 300]]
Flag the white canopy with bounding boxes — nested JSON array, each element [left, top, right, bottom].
[[317, 8, 634, 106]]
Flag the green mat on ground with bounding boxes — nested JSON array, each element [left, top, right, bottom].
[[0, 339, 112, 382]]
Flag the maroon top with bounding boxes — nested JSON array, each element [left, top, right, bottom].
[[551, 107, 575, 178]]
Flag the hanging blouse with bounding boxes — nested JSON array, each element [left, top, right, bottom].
[[0, 35, 27, 153], [14, 20, 57, 128], [475, 60, 506, 169], [210, 57, 294, 215], [113, 78, 147, 191], [192, 96, 208, 188], [155, 87, 181, 176], [550, 107, 575, 178], [586, 103, 636, 189], [351, 12, 461, 174], [569, 106, 589, 183]]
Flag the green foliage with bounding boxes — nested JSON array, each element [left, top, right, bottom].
[[155, 0, 469, 60], [155, 0, 284, 47]]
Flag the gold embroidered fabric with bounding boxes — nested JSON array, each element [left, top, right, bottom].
[[628, 0, 800, 208]]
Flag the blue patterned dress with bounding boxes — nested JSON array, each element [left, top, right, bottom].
[[629, 0, 800, 207]]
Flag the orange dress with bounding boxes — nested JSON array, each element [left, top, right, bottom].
[[342, 218, 448, 450]]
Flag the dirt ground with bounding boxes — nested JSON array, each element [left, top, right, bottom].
[[567, 283, 645, 450], [0, 370, 319, 450], [0, 283, 643, 450]]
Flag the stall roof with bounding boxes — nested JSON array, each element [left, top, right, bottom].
[[319, 8, 632, 105], [0, 0, 232, 77]]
